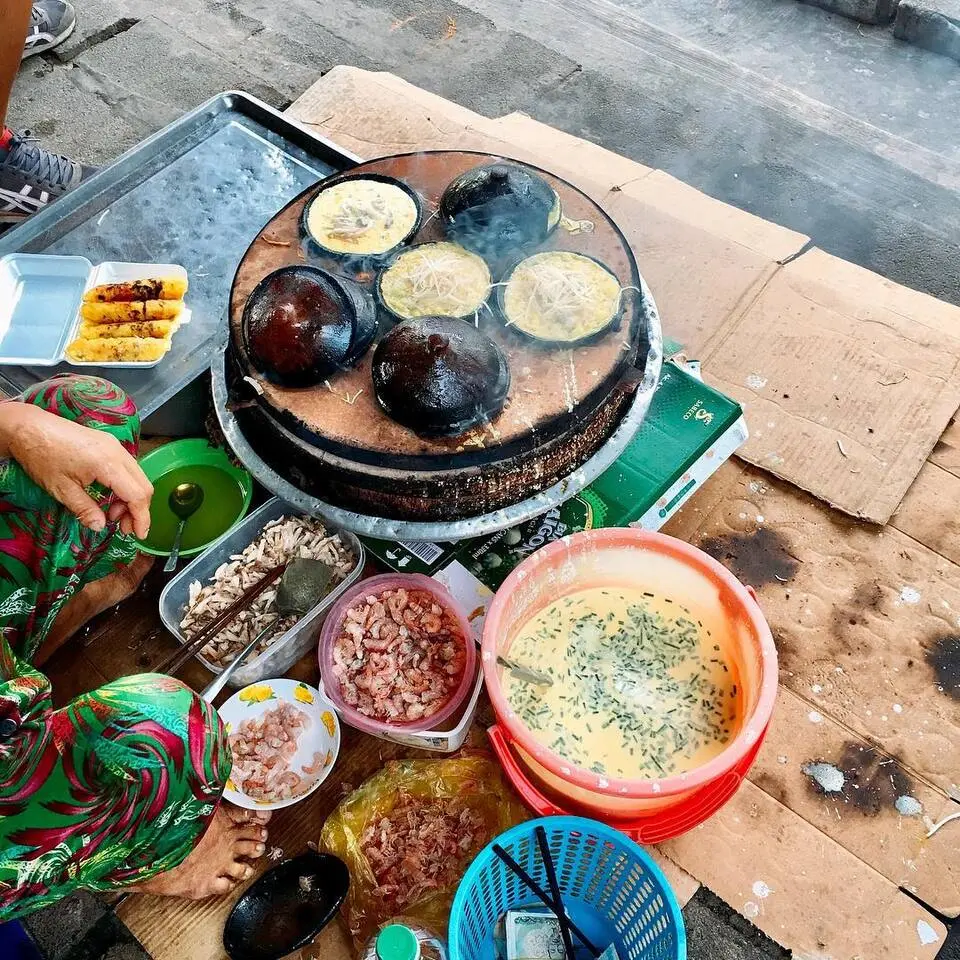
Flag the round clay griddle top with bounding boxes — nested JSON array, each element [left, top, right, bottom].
[[229, 151, 644, 468]]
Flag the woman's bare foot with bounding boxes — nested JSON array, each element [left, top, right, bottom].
[[130, 805, 271, 899], [36, 552, 155, 665]]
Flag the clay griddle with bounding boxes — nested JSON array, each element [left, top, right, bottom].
[[228, 151, 645, 472]]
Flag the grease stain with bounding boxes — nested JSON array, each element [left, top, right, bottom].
[[926, 635, 960, 701], [700, 527, 799, 587], [803, 742, 913, 816]]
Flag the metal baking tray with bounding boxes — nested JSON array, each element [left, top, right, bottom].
[[0, 92, 359, 413], [158, 497, 365, 689]]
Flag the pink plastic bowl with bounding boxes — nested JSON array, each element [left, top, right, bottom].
[[318, 573, 477, 735]]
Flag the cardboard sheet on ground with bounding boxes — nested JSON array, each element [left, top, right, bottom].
[[701, 249, 960, 521], [288, 66, 960, 522], [110, 70, 960, 960]]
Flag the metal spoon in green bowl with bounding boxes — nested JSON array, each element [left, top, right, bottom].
[[163, 482, 204, 573]]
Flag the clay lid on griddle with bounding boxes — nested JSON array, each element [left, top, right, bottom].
[[228, 151, 647, 475]]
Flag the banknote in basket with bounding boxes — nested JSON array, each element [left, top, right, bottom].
[[504, 909, 566, 959]]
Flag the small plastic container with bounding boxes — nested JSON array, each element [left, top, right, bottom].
[[318, 573, 477, 735], [159, 498, 364, 688], [136, 438, 254, 559], [368, 660, 483, 753]]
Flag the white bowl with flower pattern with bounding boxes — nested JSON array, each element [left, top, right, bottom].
[[219, 678, 340, 811]]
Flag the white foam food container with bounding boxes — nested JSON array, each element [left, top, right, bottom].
[[0, 255, 190, 368]]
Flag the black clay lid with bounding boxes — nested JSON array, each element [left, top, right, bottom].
[[242, 266, 356, 388], [372, 316, 511, 437]]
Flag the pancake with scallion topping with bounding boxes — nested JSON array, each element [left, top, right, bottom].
[[379, 241, 492, 320], [501, 251, 622, 344]]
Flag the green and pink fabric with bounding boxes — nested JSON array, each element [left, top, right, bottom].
[[0, 375, 229, 922]]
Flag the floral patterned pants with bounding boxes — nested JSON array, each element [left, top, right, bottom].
[[0, 375, 230, 922]]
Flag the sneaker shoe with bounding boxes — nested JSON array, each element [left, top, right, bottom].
[[22, 1, 77, 59], [0, 131, 94, 223]]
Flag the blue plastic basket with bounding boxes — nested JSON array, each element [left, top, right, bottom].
[[450, 816, 686, 960]]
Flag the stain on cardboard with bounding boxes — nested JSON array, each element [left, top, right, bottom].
[[751, 770, 789, 806], [804, 741, 912, 816], [772, 628, 805, 675], [926, 635, 960, 701], [700, 527, 798, 587], [830, 581, 885, 642]]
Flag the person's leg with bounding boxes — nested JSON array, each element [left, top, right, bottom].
[[33, 552, 155, 667], [0, 1, 89, 223], [0, 0, 32, 126], [0, 672, 267, 922], [0, 374, 149, 664]]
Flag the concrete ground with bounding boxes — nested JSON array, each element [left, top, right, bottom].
[[6, 0, 960, 957]]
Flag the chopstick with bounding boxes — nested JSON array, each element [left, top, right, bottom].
[[535, 826, 577, 960], [492, 844, 600, 956], [155, 563, 286, 676]]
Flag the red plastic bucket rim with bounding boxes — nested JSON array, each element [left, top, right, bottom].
[[486, 721, 769, 843], [318, 572, 477, 735], [481, 528, 779, 800]]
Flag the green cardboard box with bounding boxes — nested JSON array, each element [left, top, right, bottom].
[[361, 359, 747, 617]]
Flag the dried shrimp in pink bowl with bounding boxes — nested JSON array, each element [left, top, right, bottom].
[[319, 574, 477, 735], [219, 678, 341, 811]]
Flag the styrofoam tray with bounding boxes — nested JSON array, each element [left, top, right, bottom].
[[0, 255, 190, 368]]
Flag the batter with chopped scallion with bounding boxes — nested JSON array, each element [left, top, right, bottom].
[[502, 588, 741, 778]]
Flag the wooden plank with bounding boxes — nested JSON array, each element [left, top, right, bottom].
[[78, 564, 213, 692], [43, 644, 110, 709], [662, 779, 947, 959]]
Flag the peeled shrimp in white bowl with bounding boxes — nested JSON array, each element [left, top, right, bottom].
[[219, 678, 341, 811]]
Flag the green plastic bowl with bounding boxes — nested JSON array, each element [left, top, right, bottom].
[[136, 438, 254, 558]]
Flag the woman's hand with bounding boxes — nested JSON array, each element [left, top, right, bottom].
[[0, 402, 153, 538]]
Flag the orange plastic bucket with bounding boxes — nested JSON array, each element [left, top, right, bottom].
[[481, 528, 778, 842]]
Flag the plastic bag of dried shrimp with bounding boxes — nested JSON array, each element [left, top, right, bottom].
[[319, 753, 527, 948]]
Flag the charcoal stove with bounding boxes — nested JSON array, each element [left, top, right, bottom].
[[214, 150, 662, 539]]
